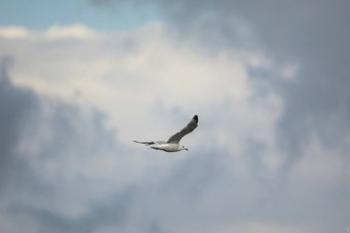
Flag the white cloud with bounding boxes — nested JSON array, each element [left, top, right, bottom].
[[281, 62, 299, 81], [0, 26, 29, 39], [2, 24, 280, 150], [0, 24, 97, 40], [1, 22, 348, 233], [45, 24, 98, 40]]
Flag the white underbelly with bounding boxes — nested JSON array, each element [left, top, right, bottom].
[[151, 143, 181, 152]]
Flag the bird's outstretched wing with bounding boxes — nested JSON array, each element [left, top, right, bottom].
[[167, 115, 198, 143]]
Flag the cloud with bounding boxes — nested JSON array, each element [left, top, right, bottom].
[[91, 0, 350, 230], [45, 24, 98, 40], [0, 57, 39, 193], [88, 0, 350, 163], [2, 23, 280, 149], [0, 24, 97, 40], [1, 14, 350, 233], [0, 27, 30, 39], [0, 57, 133, 233]]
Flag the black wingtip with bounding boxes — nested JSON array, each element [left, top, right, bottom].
[[193, 115, 198, 122]]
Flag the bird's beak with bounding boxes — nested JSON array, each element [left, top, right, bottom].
[[185, 148, 189, 151]]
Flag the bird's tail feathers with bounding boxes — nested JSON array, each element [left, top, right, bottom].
[[133, 140, 155, 145]]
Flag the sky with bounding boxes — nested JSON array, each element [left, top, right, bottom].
[[0, 0, 349, 233], [0, 0, 157, 30]]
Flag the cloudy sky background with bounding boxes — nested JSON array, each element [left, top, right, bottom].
[[0, 0, 349, 232]]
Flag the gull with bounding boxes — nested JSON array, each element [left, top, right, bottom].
[[133, 115, 198, 152]]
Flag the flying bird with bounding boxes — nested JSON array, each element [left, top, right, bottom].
[[133, 115, 198, 152]]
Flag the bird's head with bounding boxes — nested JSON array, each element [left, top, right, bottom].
[[181, 145, 189, 151]]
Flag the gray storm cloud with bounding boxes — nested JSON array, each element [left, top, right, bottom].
[[0, 0, 349, 232], [87, 1, 350, 232], [0, 57, 40, 193], [0, 58, 131, 233], [90, 0, 350, 163]]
